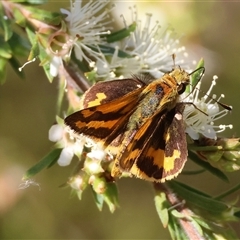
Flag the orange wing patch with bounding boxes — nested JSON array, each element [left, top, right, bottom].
[[65, 87, 144, 144]]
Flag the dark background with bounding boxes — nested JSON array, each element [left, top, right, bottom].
[[0, 1, 240, 239]]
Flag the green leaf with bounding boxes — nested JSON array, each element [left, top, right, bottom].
[[171, 180, 211, 198], [91, 176, 119, 212], [191, 58, 205, 86], [8, 33, 30, 57], [193, 215, 239, 239], [26, 26, 36, 45], [192, 216, 212, 231], [188, 217, 203, 237], [188, 151, 229, 182], [92, 189, 104, 211], [41, 59, 53, 82], [167, 216, 179, 239], [214, 183, 240, 200], [55, 115, 64, 125], [28, 38, 40, 61], [12, 7, 26, 27], [85, 70, 97, 83], [8, 57, 25, 79], [182, 169, 206, 175], [211, 230, 239, 240], [168, 215, 187, 240], [89, 44, 132, 58], [23, 148, 62, 180], [105, 22, 137, 43], [168, 181, 229, 213], [154, 192, 169, 228], [21, 0, 48, 4], [171, 209, 186, 219], [26, 27, 40, 60], [188, 144, 222, 152], [25, 7, 62, 25], [0, 36, 12, 58], [103, 182, 119, 213], [71, 51, 91, 73], [0, 57, 7, 84], [186, 58, 204, 93], [38, 45, 53, 82], [99, 45, 132, 58], [0, 3, 13, 41]]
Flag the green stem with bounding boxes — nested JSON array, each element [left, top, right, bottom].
[[214, 183, 240, 200], [182, 169, 205, 175], [188, 145, 222, 151]]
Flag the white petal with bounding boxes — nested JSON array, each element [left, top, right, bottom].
[[87, 149, 106, 161], [48, 124, 63, 142], [57, 148, 74, 166], [50, 56, 62, 77], [201, 125, 217, 139], [185, 127, 199, 140], [73, 139, 85, 156]]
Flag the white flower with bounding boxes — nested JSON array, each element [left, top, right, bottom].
[[121, 6, 191, 78], [57, 147, 74, 166], [60, 0, 113, 64], [182, 75, 232, 140], [69, 174, 84, 190], [49, 123, 64, 142], [94, 6, 193, 80], [48, 122, 86, 167], [49, 56, 63, 77], [49, 120, 107, 169], [94, 46, 141, 79], [87, 147, 106, 161], [85, 143, 106, 174]]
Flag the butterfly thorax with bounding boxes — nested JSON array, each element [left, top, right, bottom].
[[126, 68, 190, 131]]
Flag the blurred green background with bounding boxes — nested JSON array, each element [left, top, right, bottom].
[[1, 1, 240, 239]]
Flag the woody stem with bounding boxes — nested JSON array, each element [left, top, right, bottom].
[[153, 182, 206, 240]]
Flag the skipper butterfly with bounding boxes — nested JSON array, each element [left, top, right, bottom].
[[65, 67, 194, 182]]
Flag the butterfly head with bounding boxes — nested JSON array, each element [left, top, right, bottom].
[[169, 67, 190, 95]]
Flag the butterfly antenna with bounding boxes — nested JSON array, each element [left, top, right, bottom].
[[172, 54, 176, 69], [186, 67, 232, 111]]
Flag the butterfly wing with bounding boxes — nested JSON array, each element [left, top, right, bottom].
[[82, 78, 146, 108], [64, 86, 144, 145], [117, 103, 187, 182]]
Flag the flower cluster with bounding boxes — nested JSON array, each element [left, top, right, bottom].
[[93, 6, 192, 80], [49, 1, 192, 80], [49, 0, 114, 77], [48, 121, 86, 167], [43, 0, 237, 213], [182, 75, 233, 140]]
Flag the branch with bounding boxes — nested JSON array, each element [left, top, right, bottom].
[[154, 183, 206, 240]]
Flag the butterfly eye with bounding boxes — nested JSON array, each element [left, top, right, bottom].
[[177, 83, 186, 94]]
